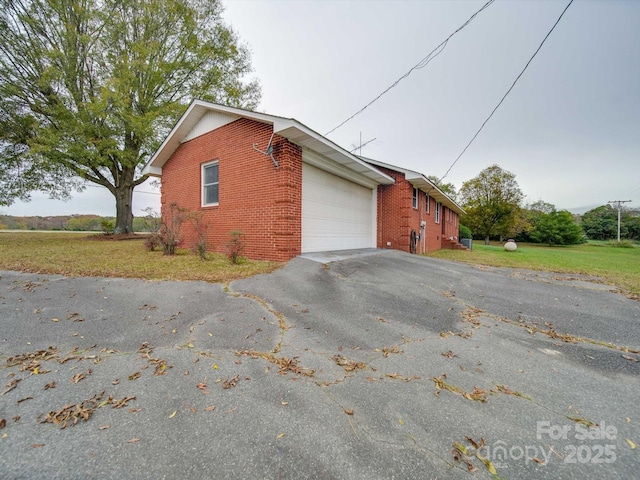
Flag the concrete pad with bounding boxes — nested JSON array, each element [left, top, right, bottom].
[[299, 248, 386, 264]]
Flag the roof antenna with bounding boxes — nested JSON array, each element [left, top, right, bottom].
[[252, 131, 278, 168]]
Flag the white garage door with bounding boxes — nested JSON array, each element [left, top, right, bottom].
[[302, 163, 375, 253]]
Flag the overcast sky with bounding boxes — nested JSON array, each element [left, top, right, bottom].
[[4, 0, 639, 217]]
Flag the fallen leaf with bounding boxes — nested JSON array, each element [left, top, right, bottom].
[[44, 381, 56, 390], [99, 425, 110, 430], [344, 409, 354, 416], [0, 419, 5, 429], [398, 418, 404, 425], [12, 416, 20, 423], [622, 354, 639, 362], [222, 375, 240, 389], [626, 438, 636, 450], [111, 396, 136, 409], [168, 410, 177, 419], [128, 372, 142, 381], [128, 408, 141, 413], [204, 405, 216, 412], [276, 433, 286, 439], [127, 438, 140, 443], [17, 396, 34, 405], [281, 401, 288, 406], [31, 443, 45, 448]]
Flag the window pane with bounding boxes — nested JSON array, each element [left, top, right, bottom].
[[205, 184, 218, 204], [204, 164, 218, 184]]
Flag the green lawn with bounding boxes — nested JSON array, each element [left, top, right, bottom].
[[1, 232, 638, 297], [0, 231, 282, 283], [426, 241, 640, 297]]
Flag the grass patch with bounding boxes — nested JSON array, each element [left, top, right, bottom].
[[426, 241, 640, 297], [0, 232, 281, 282]]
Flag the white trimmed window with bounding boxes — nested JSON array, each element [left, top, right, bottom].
[[202, 161, 219, 206], [425, 194, 430, 213], [435, 202, 441, 224], [412, 187, 418, 209]]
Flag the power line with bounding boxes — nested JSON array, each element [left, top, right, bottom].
[[324, 0, 495, 136], [438, 0, 574, 184]]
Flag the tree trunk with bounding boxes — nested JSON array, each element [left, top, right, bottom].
[[485, 235, 490, 245], [114, 177, 135, 234], [114, 186, 134, 234]]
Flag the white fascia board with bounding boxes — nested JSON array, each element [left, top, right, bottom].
[[141, 99, 395, 187], [274, 120, 394, 186], [360, 156, 466, 215]]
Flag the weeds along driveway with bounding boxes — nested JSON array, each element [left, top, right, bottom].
[[1, 250, 639, 480]]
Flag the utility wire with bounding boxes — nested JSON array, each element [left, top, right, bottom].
[[438, 0, 574, 184], [324, 0, 495, 136]]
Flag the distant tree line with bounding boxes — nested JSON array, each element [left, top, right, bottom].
[[452, 165, 639, 245], [0, 214, 154, 232]]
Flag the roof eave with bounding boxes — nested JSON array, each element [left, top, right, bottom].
[[360, 156, 466, 215], [141, 100, 394, 186]]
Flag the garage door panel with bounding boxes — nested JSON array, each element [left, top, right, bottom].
[[302, 163, 374, 253]]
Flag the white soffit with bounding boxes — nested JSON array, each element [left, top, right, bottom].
[[361, 156, 466, 215], [142, 100, 394, 187]]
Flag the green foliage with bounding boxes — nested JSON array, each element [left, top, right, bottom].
[[100, 220, 115, 235], [0, 0, 261, 233], [226, 230, 245, 265], [529, 210, 585, 246], [581, 205, 618, 240], [581, 205, 639, 241], [459, 165, 523, 244], [132, 217, 150, 232], [66, 215, 104, 231], [459, 224, 472, 239], [427, 175, 458, 201]]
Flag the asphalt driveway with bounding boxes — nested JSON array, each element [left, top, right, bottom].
[[1, 250, 638, 479]]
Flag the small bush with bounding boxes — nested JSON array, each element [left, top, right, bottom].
[[226, 230, 245, 264], [190, 211, 209, 260], [143, 235, 161, 252], [459, 224, 472, 239], [100, 220, 115, 235]]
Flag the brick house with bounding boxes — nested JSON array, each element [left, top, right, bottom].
[[142, 100, 465, 261]]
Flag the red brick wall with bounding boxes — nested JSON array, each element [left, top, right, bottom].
[[375, 166, 460, 253], [160, 118, 302, 261]]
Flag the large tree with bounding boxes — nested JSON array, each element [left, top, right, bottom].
[[427, 175, 458, 202], [529, 209, 584, 246], [459, 164, 523, 245], [581, 205, 619, 240], [0, 0, 260, 233]]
